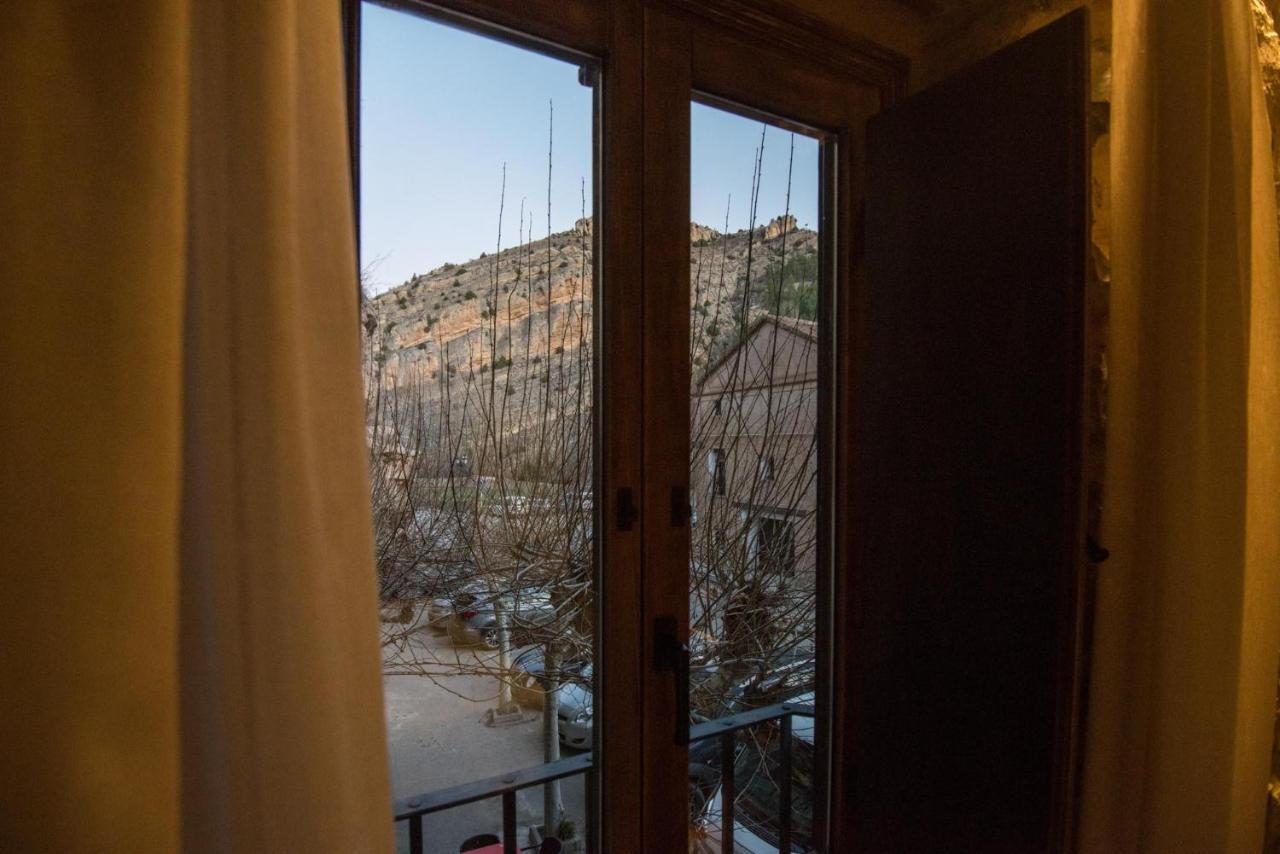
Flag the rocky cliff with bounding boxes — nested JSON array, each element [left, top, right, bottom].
[[364, 216, 817, 410]]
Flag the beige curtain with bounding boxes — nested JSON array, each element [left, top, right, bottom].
[[0, 3, 392, 852], [1080, 0, 1280, 852]]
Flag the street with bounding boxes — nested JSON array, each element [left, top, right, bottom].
[[385, 621, 589, 853]]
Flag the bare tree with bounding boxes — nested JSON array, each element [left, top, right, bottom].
[[365, 118, 819, 846]]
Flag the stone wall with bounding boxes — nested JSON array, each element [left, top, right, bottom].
[[1255, 1, 1280, 242]]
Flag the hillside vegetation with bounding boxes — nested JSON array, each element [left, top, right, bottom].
[[365, 214, 818, 404]]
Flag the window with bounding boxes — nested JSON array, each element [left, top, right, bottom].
[[687, 101, 823, 851], [709, 448, 726, 496], [754, 515, 796, 575], [358, 6, 600, 850], [347, 3, 1085, 851], [353, 6, 855, 851]]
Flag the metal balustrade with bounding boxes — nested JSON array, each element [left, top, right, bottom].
[[393, 701, 815, 854]]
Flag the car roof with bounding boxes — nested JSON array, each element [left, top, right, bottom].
[[785, 691, 815, 745]]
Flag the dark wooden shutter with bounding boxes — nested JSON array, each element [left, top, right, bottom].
[[849, 11, 1088, 853]]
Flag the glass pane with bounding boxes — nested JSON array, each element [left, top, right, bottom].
[[360, 6, 597, 851], [687, 102, 823, 853]]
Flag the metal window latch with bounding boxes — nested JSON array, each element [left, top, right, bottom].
[[616, 487, 638, 532], [670, 484, 690, 528], [653, 616, 690, 746]]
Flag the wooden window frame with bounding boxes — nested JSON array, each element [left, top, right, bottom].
[[640, 8, 903, 851], [343, 2, 907, 850]]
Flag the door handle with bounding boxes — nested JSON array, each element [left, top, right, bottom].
[[653, 616, 690, 746]]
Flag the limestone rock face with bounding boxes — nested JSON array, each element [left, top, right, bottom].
[[761, 214, 797, 241], [690, 222, 720, 244], [364, 218, 819, 426]]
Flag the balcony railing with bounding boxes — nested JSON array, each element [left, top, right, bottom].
[[393, 701, 814, 854]]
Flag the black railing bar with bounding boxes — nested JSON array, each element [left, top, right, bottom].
[[720, 731, 736, 854], [688, 702, 814, 744], [393, 703, 814, 822], [586, 766, 597, 854], [394, 751, 593, 819], [502, 791, 518, 854], [408, 814, 423, 854], [779, 713, 793, 854]]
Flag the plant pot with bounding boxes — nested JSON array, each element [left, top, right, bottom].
[[528, 824, 582, 853]]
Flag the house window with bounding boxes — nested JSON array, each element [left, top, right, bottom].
[[754, 515, 796, 576], [710, 448, 727, 495], [759, 455, 775, 482]]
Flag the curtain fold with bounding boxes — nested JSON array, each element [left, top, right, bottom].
[[180, 2, 391, 851], [1, 4, 190, 851], [1, 2, 392, 851], [1079, 0, 1280, 851]]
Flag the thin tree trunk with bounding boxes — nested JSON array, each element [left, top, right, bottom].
[[496, 602, 513, 710]]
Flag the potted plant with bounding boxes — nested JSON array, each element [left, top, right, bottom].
[[557, 818, 579, 851], [527, 817, 581, 853]]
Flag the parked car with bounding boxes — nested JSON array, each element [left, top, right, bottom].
[[560, 490, 593, 513], [534, 659, 734, 751], [449, 588, 556, 648], [486, 494, 554, 518], [425, 597, 453, 633], [729, 653, 816, 711], [550, 660, 727, 752], [554, 665, 594, 750], [690, 691, 816, 853], [504, 648, 596, 750], [509, 647, 589, 711], [426, 577, 487, 634]]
